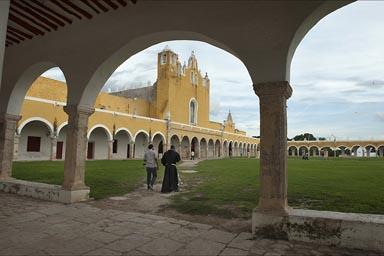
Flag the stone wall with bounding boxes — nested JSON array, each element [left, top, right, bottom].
[[110, 83, 157, 102]]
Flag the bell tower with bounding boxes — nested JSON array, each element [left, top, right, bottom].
[[156, 46, 180, 120]]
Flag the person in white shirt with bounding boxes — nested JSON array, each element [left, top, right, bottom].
[[144, 144, 159, 191]]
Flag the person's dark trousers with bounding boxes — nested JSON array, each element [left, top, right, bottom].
[[146, 167, 157, 189]]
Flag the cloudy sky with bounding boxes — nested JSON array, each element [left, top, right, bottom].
[[43, 1, 384, 141]]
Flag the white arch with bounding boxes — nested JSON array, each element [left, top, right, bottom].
[[57, 121, 68, 136], [88, 124, 113, 141], [152, 131, 166, 142], [170, 134, 181, 141], [115, 127, 133, 141], [286, 1, 351, 81], [134, 129, 150, 142], [18, 117, 53, 135], [4, 62, 63, 115], [78, 31, 238, 108]]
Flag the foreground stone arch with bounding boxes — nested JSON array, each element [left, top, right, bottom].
[[4, 2, 384, 251]]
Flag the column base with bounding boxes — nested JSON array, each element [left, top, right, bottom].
[[59, 187, 90, 203], [252, 207, 291, 240], [0, 176, 15, 181]]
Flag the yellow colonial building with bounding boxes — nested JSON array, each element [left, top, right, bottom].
[[16, 47, 259, 161]]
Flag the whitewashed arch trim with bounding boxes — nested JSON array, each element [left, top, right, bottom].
[[18, 117, 54, 135], [88, 124, 113, 141]]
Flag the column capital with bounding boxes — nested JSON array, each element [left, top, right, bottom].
[[63, 105, 95, 116], [253, 81, 292, 99], [0, 113, 22, 123]]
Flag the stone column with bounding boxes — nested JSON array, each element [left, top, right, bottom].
[[62, 105, 94, 190], [129, 142, 134, 159], [108, 140, 113, 160], [253, 81, 292, 213], [0, 114, 21, 179], [50, 136, 58, 160], [221, 143, 224, 158], [166, 119, 172, 151], [379, 148, 384, 157], [195, 141, 200, 159], [13, 134, 20, 161]]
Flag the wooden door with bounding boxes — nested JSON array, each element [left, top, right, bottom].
[[56, 141, 63, 159], [87, 142, 94, 159]]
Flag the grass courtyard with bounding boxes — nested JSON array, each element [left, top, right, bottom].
[[12, 157, 384, 219]]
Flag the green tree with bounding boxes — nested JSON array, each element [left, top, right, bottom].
[[292, 133, 316, 141]]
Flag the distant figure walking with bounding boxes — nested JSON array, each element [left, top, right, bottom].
[[161, 145, 181, 193], [191, 150, 195, 160], [144, 144, 158, 191]]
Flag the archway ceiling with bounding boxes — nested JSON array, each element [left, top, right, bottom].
[[2, 0, 352, 91], [6, 0, 136, 47]]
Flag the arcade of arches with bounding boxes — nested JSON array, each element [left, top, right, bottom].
[[1, 1, 383, 251]]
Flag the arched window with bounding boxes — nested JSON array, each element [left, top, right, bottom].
[[161, 54, 167, 65], [190, 100, 197, 124]]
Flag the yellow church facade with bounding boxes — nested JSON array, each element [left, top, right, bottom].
[[16, 47, 260, 161]]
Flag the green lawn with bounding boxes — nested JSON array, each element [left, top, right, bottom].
[[172, 157, 384, 218], [12, 160, 146, 199], [12, 157, 384, 219]]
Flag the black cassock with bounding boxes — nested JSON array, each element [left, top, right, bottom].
[[161, 149, 181, 193]]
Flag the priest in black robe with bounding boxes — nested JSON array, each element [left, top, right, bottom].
[[161, 145, 181, 193]]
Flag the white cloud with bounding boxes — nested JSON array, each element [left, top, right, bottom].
[[210, 100, 221, 117], [376, 112, 384, 122], [41, 68, 66, 82]]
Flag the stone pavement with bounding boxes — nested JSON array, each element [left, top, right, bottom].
[[0, 192, 382, 256]]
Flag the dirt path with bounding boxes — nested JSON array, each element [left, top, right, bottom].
[[87, 159, 251, 233]]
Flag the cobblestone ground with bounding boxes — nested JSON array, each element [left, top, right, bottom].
[[0, 193, 382, 256]]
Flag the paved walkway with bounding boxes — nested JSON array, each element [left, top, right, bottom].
[[0, 193, 382, 256]]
